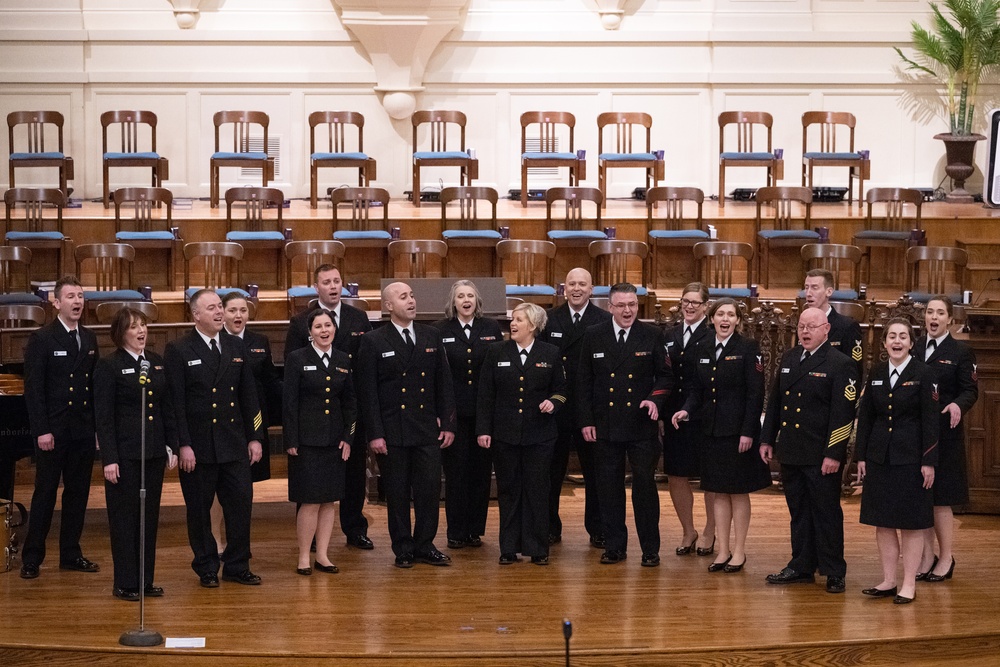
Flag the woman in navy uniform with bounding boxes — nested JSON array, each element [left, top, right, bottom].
[[856, 318, 939, 604], [915, 296, 978, 582], [671, 297, 769, 573], [663, 282, 717, 557], [477, 303, 567, 565], [433, 280, 503, 549], [283, 309, 356, 575], [94, 306, 178, 601]]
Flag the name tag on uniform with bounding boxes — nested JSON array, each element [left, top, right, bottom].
[[53, 350, 67, 357], [122, 368, 135, 375], [781, 367, 790, 373], [442, 337, 456, 343], [497, 361, 511, 367], [830, 341, 841, 347], [551, 332, 563, 338], [872, 380, 884, 386], [382, 351, 395, 358], [304, 365, 317, 371], [188, 359, 202, 366], [699, 358, 711, 364], [593, 352, 605, 359]]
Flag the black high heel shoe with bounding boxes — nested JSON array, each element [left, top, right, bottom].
[[924, 557, 955, 583], [916, 555, 938, 581], [723, 557, 746, 573], [708, 554, 732, 573], [676, 533, 698, 556], [696, 536, 716, 557]]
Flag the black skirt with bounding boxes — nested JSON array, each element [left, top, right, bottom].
[[662, 419, 702, 477], [860, 461, 933, 530], [699, 435, 771, 495], [932, 437, 969, 507], [287, 444, 347, 505]]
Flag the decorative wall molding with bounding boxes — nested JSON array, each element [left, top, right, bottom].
[[593, 0, 628, 30], [167, 0, 203, 29]]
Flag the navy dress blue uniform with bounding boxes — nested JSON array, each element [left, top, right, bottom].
[[577, 321, 672, 557], [286, 303, 372, 540], [761, 342, 858, 579], [283, 346, 357, 504], [241, 329, 282, 482], [856, 360, 939, 529], [476, 340, 567, 558], [21, 319, 99, 570], [356, 323, 457, 558], [681, 333, 770, 494], [94, 348, 177, 592], [541, 302, 611, 542], [914, 334, 978, 506], [164, 330, 263, 578], [663, 318, 711, 477], [433, 316, 502, 544]]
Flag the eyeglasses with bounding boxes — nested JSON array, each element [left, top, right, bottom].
[[680, 299, 705, 307], [797, 323, 828, 332], [610, 302, 638, 311]]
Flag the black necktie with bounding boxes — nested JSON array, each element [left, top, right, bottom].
[[801, 350, 811, 363], [137, 354, 145, 369], [618, 329, 627, 346], [684, 326, 693, 348], [321, 353, 329, 368], [68, 329, 80, 355], [926, 339, 937, 360], [519, 348, 528, 363], [715, 343, 723, 361], [403, 328, 414, 351], [573, 312, 581, 326], [463, 324, 472, 339], [890, 368, 899, 388], [210, 338, 220, 358]]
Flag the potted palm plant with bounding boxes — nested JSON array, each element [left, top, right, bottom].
[[895, 0, 1000, 202]]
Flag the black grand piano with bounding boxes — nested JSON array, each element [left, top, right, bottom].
[[0, 365, 33, 499]]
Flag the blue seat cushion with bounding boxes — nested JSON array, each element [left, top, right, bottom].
[[185, 287, 251, 301], [649, 230, 710, 239], [599, 152, 656, 161], [547, 230, 608, 240], [907, 291, 961, 304], [506, 285, 557, 297], [593, 285, 648, 297], [803, 152, 862, 160], [797, 288, 859, 301], [708, 287, 753, 298], [83, 289, 146, 302], [116, 231, 174, 241], [758, 229, 821, 240], [212, 151, 268, 160], [10, 152, 65, 160], [333, 230, 392, 241], [287, 286, 351, 299], [854, 230, 911, 241], [104, 152, 159, 160], [0, 292, 44, 305], [522, 152, 578, 160], [413, 151, 470, 160], [720, 152, 774, 160], [312, 152, 368, 161], [6, 231, 64, 240], [442, 230, 502, 240], [226, 231, 285, 241]]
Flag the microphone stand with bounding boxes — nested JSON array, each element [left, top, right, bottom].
[[120, 360, 163, 647], [563, 619, 572, 667]]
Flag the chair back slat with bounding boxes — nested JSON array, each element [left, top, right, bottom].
[[865, 188, 923, 233]]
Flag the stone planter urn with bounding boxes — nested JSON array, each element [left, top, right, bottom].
[[934, 132, 986, 203]]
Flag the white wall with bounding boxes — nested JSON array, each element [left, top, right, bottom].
[[0, 0, 979, 201]]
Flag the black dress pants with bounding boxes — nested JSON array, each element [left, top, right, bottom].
[[378, 442, 442, 557], [105, 458, 165, 590], [179, 458, 253, 576]]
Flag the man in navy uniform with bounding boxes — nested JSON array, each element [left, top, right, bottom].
[[356, 282, 456, 568], [165, 289, 264, 588], [285, 264, 374, 550], [578, 283, 672, 567], [760, 306, 859, 594], [20, 276, 101, 579], [803, 268, 864, 376], [541, 267, 611, 547]]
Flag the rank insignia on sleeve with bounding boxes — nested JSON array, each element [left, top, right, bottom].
[[852, 341, 863, 362], [973, 364, 978, 382], [844, 379, 857, 402], [253, 411, 263, 430], [932, 383, 939, 402], [755, 355, 764, 373]]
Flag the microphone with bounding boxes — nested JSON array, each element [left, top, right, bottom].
[[563, 619, 572, 667], [139, 359, 151, 385]]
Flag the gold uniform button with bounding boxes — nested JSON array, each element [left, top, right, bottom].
[[797, 393, 802, 397], [325, 399, 330, 404], [888, 394, 893, 399], [148, 390, 153, 396], [468, 380, 473, 385], [212, 388, 217, 393], [628, 374, 633, 379], [782, 421, 787, 426], [626, 402, 632, 407], [401, 404, 406, 409], [888, 416, 893, 421], [231, 386, 235, 391], [889, 427, 893, 432], [609, 401, 614, 407], [326, 376, 331, 381], [467, 349, 472, 354], [712, 399, 717, 404], [519, 387, 524, 392], [796, 408, 801, 413], [403, 372, 407, 377], [148, 403, 153, 409], [518, 398, 523, 403], [610, 373, 615, 378], [326, 387, 331, 393], [795, 424, 800, 428], [609, 388, 614, 393], [148, 416, 153, 421], [421, 372, 426, 377], [69, 387, 74, 392], [325, 410, 330, 415], [627, 388, 632, 393], [783, 406, 788, 411], [467, 369, 473, 375], [230, 402, 235, 407], [70, 374, 74, 379], [785, 391, 790, 396], [83, 401, 87, 406], [519, 376, 524, 381], [212, 403, 217, 408], [563, 356, 567, 362], [419, 404, 424, 409], [518, 409, 523, 414], [68, 401, 73, 406], [711, 388, 716, 393], [402, 388, 406, 393], [213, 418, 217, 424]]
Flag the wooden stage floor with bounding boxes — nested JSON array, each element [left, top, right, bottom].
[[2, 478, 999, 666]]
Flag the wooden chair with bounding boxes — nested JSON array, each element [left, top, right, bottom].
[[905, 245, 968, 304], [496, 239, 557, 304], [645, 186, 710, 289], [94, 300, 159, 324], [209, 110, 274, 208], [101, 110, 168, 208], [597, 112, 664, 207], [411, 110, 478, 208], [388, 239, 448, 278], [113, 187, 179, 290], [284, 239, 346, 317], [800, 243, 862, 301], [801, 111, 869, 206], [7, 111, 74, 194], [545, 186, 606, 246], [693, 241, 755, 299], [718, 111, 781, 207], [74, 243, 145, 306], [439, 186, 501, 277], [308, 296, 368, 312], [589, 239, 650, 315], [0, 245, 43, 306], [854, 187, 923, 288], [309, 111, 376, 209], [183, 241, 249, 303], [0, 303, 46, 327], [520, 112, 587, 208], [755, 186, 818, 289], [3, 187, 69, 280], [225, 186, 286, 289], [331, 186, 392, 278]]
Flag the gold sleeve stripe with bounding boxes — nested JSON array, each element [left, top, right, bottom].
[[551, 394, 567, 403], [828, 423, 852, 447], [350, 422, 356, 435], [253, 411, 263, 430]]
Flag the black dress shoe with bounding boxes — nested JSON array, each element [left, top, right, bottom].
[[414, 549, 451, 566], [696, 537, 716, 557], [314, 562, 339, 574], [862, 586, 897, 598], [724, 557, 747, 573], [925, 557, 955, 583], [708, 554, 732, 573], [222, 570, 262, 585], [549, 534, 562, 545], [296, 567, 312, 576], [466, 535, 483, 548], [531, 555, 549, 566], [447, 538, 467, 549], [199, 573, 220, 588], [641, 553, 660, 567], [113, 587, 140, 602], [498, 553, 520, 565], [826, 576, 846, 593], [675, 535, 698, 556], [60, 556, 100, 573], [144, 584, 164, 597], [394, 553, 415, 569], [894, 594, 915, 605], [19, 563, 39, 579], [766, 567, 815, 585], [347, 534, 374, 550], [916, 555, 938, 581], [600, 550, 627, 564], [589, 535, 606, 549]]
